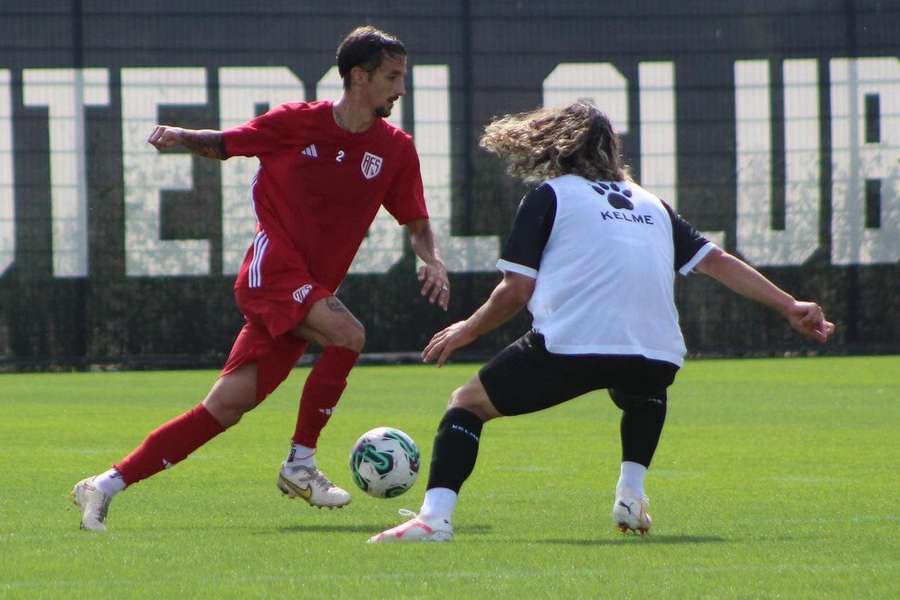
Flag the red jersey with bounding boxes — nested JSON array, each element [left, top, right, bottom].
[[223, 100, 428, 292]]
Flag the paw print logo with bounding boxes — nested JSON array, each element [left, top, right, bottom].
[[591, 182, 634, 210]]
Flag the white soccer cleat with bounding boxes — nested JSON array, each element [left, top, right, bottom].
[[613, 495, 652, 535], [277, 463, 351, 508], [367, 509, 453, 543], [71, 477, 112, 532]]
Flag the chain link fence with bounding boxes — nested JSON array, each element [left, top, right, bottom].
[[0, 0, 898, 369]]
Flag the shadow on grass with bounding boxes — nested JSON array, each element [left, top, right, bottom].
[[274, 524, 494, 535], [529, 534, 727, 546]]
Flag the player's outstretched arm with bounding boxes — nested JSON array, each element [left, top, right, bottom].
[[422, 271, 535, 366], [147, 125, 227, 160], [696, 248, 835, 343], [406, 218, 450, 310]]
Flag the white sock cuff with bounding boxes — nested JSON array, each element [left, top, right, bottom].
[[617, 461, 648, 497], [621, 461, 647, 477], [94, 468, 126, 496], [420, 487, 458, 521], [287, 443, 316, 465]]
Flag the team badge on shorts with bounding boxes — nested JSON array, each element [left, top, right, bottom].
[[361, 152, 383, 179], [292, 284, 312, 304]]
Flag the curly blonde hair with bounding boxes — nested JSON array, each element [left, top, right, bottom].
[[479, 100, 628, 184]]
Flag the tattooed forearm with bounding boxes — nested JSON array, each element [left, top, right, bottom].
[[180, 130, 227, 160], [325, 296, 349, 313]]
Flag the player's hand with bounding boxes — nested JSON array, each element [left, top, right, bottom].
[[147, 125, 186, 150], [422, 320, 477, 366], [417, 259, 450, 311], [785, 301, 835, 343]]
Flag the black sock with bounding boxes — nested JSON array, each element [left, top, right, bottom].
[[426, 407, 484, 493], [620, 398, 667, 467]]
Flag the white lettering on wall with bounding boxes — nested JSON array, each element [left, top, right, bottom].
[[735, 59, 821, 265], [23, 68, 110, 277], [640, 62, 725, 247], [638, 63, 677, 208], [219, 67, 305, 275], [544, 63, 629, 133], [831, 57, 900, 265], [0, 70, 13, 277], [414, 65, 498, 272], [121, 68, 210, 276], [1, 59, 895, 279]]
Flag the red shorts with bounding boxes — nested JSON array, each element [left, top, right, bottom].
[[221, 279, 332, 403]]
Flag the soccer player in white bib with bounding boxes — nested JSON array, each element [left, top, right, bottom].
[[369, 100, 835, 542]]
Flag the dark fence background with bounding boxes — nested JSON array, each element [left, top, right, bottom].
[[0, 0, 898, 369]]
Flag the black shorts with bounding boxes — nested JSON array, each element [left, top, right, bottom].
[[478, 331, 679, 416]]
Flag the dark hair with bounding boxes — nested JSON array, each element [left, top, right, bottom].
[[336, 26, 406, 90]]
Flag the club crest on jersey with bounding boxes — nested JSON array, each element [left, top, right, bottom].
[[292, 284, 312, 304], [361, 152, 383, 179]]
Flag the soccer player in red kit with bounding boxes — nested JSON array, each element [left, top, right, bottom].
[[72, 26, 451, 531]]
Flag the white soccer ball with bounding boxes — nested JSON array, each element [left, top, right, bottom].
[[349, 427, 420, 498]]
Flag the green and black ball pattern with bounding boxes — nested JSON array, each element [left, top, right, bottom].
[[349, 428, 420, 497], [350, 441, 394, 491]]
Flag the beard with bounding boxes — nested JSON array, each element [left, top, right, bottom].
[[374, 98, 396, 118]]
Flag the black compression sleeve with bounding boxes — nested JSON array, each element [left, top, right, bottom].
[[660, 200, 710, 272], [499, 183, 557, 272]]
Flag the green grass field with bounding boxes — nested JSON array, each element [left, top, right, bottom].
[[1, 356, 898, 598]]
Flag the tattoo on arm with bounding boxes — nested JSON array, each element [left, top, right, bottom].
[[180, 130, 226, 160], [325, 296, 349, 313]]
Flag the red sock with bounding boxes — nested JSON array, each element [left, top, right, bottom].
[[292, 346, 359, 447], [114, 404, 225, 486]]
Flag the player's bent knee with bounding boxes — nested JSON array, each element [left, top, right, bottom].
[[448, 385, 500, 423], [327, 320, 365, 352], [205, 394, 256, 428], [203, 400, 247, 428], [344, 321, 366, 352], [608, 388, 666, 412], [203, 368, 259, 428]]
